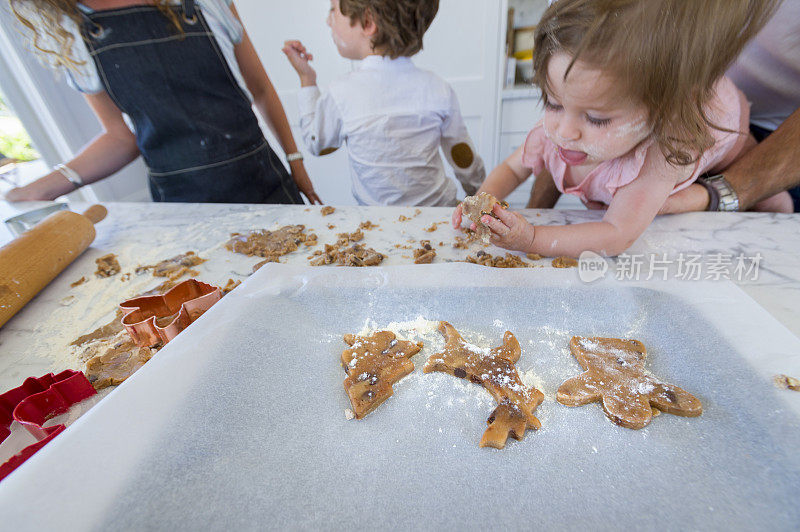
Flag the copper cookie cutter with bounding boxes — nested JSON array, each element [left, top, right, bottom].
[[120, 279, 222, 347]]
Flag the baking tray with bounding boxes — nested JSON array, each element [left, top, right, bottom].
[[3, 203, 69, 236], [0, 264, 798, 531]]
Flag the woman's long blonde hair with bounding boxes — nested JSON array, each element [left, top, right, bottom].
[[9, 0, 183, 71], [533, 0, 780, 166]]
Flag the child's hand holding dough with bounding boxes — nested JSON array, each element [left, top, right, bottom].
[[481, 204, 537, 252]]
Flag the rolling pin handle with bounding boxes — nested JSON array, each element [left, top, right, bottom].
[[82, 205, 107, 225]]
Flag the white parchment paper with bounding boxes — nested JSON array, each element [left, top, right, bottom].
[[1, 264, 798, 530]]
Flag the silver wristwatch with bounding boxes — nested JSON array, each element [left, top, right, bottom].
[[54, 164, 84, 189], [697, 174, 740, 212], [286, 152, 304, 163]]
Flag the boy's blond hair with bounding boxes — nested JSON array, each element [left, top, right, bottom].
[[533, 0, 779, 166], [339, 0, 439, 59]]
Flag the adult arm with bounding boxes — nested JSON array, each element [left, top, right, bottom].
[[661, 107, 800, 213], [5, 92, 140, 201], [526, 168, 560, 208], [230, 4, 320, 204]]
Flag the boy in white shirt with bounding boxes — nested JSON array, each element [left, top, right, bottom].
[[283, 0, 486, 206]]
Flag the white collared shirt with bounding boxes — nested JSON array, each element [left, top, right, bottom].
[[298, 56, 486, 206]]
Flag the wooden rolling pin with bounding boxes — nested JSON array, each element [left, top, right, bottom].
[[0, 205, 107, 328]]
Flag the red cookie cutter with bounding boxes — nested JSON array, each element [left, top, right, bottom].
[[120, 279, 222, 347], [0, 370, 96, 481]]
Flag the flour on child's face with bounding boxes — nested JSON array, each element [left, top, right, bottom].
[[327, 0, 371, 60], [542, 52, 651, 167]]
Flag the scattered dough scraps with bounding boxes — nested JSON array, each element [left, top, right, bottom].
[[221, 279, 241, 295], [557, 337, 703, 429], [95, 254, 121, 278], [225, 226, 309, 264], [461, 192, 508, 243], [71, 310, 124, 351], [774, 374, 800, 391], [71, 276, 87, 288], [526, 253, 543, 261], [423, 221, 448, 233], [84, 337, 156, 391], [466, 251, 532, 268], [309, 229, 385, 267], [310, 243, 385, 267], [321, 206, 335, 216], [342, 330, 423, 419], [552, 256, 579, 268], [452, 228, 484, 250], [136, 251, 206, 281], [339, 230, 363, 243], [359, 221, 379, 231], [424, 321, 544, 449], [398, 209, 422, 222], [413, 240, 436, 264]]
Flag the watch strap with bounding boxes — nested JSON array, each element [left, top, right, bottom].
[[54, 164, 84, 189], [697, 174, 739, 212]]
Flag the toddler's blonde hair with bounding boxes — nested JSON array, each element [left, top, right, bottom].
[[533, 0, 779, 165]]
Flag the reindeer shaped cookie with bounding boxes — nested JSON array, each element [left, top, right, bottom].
[[424, 321, 544, 449], [557, 337, 703, 429], [342, 331, 423, 419]]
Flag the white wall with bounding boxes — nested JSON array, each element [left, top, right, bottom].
[[236, 0, 505, 206]]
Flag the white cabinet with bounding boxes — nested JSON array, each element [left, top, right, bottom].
[[496, 88, 544, 208]]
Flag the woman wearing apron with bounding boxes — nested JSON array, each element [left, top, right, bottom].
[[6, 0, 319, 204]]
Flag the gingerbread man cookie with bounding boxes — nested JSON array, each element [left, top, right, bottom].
[[461, 192, 508, 243], [342, 331, 423, 419], [424, 322, 544, 449], [557, 337, 703, 429]]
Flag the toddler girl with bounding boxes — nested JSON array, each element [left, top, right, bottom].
[[453, 0, 787, 258]]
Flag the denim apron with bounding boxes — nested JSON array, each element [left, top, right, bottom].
[[79, 0, 303, 204]]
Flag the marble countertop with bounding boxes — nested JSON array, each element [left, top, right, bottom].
[[1, 201, 799, 393]]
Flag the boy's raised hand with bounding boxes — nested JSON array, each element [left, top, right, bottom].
[[282, 40, 317, 86], [481, 204, 537, 253]]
